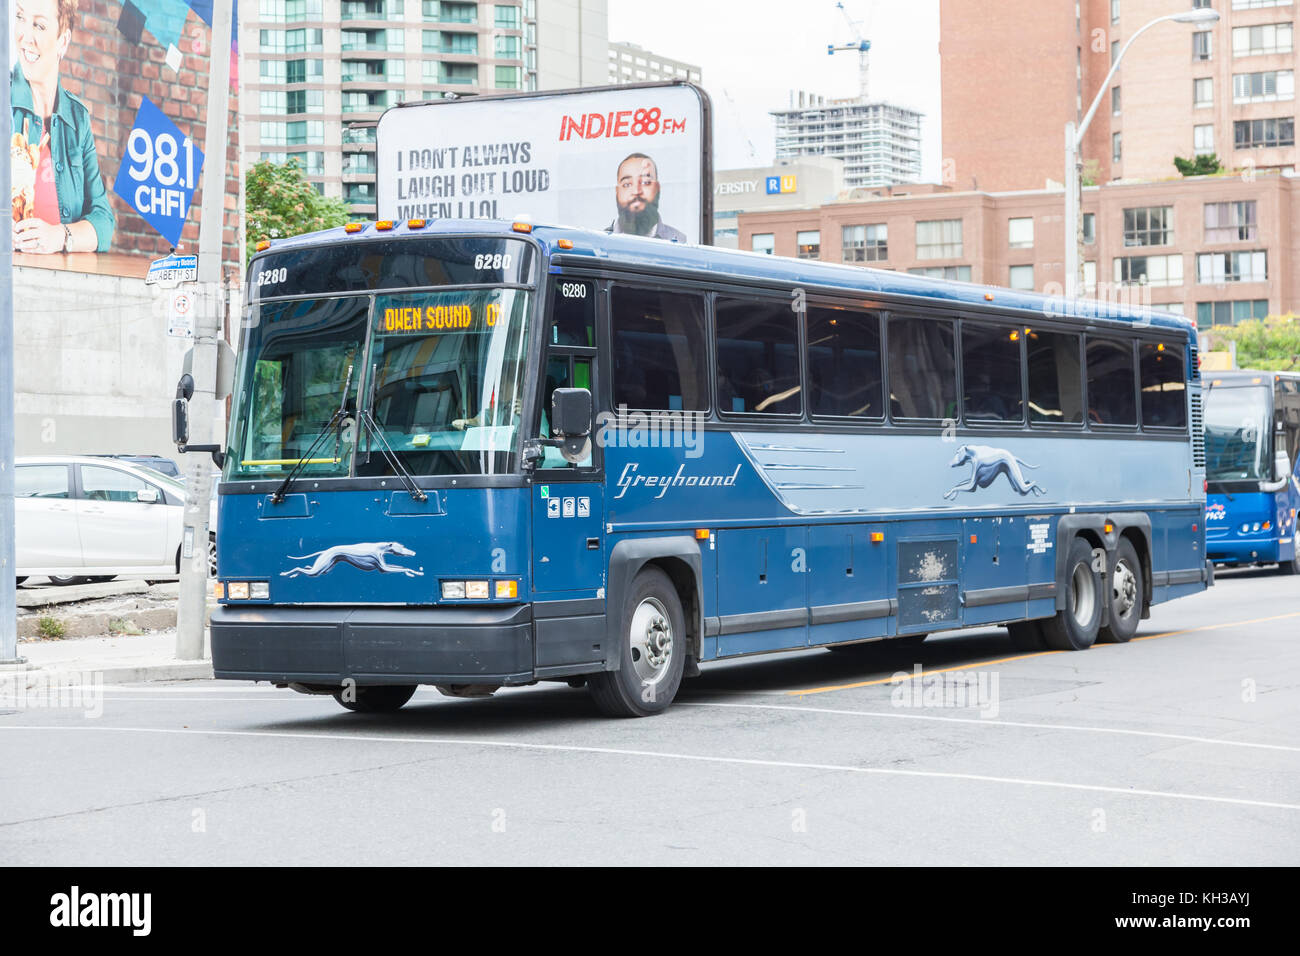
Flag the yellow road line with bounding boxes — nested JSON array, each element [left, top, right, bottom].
[[787, 609, 1300, 698]]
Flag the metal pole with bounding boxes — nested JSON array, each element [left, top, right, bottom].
[[176, 0, 233, 661], [1, 9, 21, 665], [1064, 121, 1079, 301]]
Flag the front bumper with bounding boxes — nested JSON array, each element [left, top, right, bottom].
[[1206, 537, 1281, 564], [211, 604, 537, 686]]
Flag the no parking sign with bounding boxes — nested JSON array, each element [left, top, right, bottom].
[[168, 290, 195, 339]]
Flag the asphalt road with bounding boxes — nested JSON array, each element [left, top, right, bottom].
[[3, 567, 1298, 866]]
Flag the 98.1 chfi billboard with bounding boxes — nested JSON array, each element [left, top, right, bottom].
[[377, 82, 712, 245]]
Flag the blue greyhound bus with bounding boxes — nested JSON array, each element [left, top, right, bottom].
[[188, 218, 1210, 717], [1204, 370, 1300, 574]]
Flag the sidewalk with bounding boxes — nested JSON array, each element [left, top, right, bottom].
[[4, 629, 213, 685]]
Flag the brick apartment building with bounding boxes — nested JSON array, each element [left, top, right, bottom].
[[738, 171, 1296, 329], [941, 0, 1300, 191]]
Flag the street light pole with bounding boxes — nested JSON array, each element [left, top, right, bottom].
[[1, 9, 19, 665], [1064, 8, 1221, 299]]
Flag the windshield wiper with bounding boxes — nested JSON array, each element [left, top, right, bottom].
[[270, 364, 354, 504], [356, 410, 428, 502]]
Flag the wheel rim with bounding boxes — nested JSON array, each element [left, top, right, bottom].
[[629, 597, 673, 686], [1112, 560, 1138, 620], [1071, 563, 1097, 627], [207, 537, 218, 578]]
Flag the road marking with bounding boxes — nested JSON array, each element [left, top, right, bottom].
[[787, 610, 1300, 696], [682, 702, 1300, 752], [2, 723, 1297, 812]]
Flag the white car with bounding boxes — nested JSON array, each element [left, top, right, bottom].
[[14, 456, 218, 585]]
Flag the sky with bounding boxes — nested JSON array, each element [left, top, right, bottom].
[[607, 0, 943, 181]]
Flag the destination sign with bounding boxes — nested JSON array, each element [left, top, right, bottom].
[[379, 301, 502, 334]]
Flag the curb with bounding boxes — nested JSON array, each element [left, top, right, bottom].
[[2, 660, 214, 685]]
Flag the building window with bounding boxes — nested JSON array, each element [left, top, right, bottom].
[[796, 230, 821, 259], [1195, 299, 1269, 329], [1234, 116, 1295, 147], [1008, 217, 1034, 249], [1111, 0, 1120, 22], [494, 3, 520, 27], [495, 35, 521, 58], [1111, 40, 1119, 66], [1111, 86, 1121, 115], [1194, 123, 1215, 155], [1123, 206, 1173, 246], [842, 224, 887, 262], [1205, 202, 1258, 242], [1083, 260, 1097, 292], [1233, 70, 1294, 103], [751, 233, 775, 255], [1083, 212, 1096, 244], [916, 219, 963, 259], [1193, 31, 1213, 61], [1112, 131, 1122, 162], [1193, 77, 1214, 107], [1008, 265, 1034, 291], [495, 65, 521, 88], [908, 265, 972, 281], [1231, 0, 1294, 9], [1197, 250, 1267, 283], [1233, 23, 1293, 56], [1113, 254, 1183, 287]]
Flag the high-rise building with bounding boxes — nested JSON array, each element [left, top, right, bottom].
[[607, 41, 702, 85], [244, 0, 607, 218], [941, 0, 1299, 192], [771, 92, 923, 189]]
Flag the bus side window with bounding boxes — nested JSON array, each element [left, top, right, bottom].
[[1139, 342, 1187, 429], [888, 316, 957, 422], [1086, 336, 1138, 426], [1027, 330, 1083, 425], [962, 321, 1025, 423], [610, 285, 707, 412], [539, 278, 596, 469]]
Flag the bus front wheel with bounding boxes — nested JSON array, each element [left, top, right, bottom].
[[589, 566, 685, 718], [1040, 537, 1102, 651], [1277, 549, 1300, 575], [333, 684, 417, 714]]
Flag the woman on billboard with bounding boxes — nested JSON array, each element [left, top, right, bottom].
[[10, 0, 115, 254]]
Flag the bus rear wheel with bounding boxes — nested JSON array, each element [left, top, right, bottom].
[[1006, 620, 1046, 651], [588, 566, 685, 718], [333, 684, 417, 713], [1040, 537, 1102, 651], [1099, 538, 1143, 643]]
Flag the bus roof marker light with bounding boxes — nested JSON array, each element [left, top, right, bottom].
[[512, 221, 533, 233], [344, 223, 364, 234], [375, 220, 394, 231], [407, 218, 427, 229], [255, 240, 270, 252], [984, 293, 995, 301], [557, 238, 574, 249]]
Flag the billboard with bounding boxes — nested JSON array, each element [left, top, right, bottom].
[[8, 0, 239, 278], [377, 83, 712, 245]]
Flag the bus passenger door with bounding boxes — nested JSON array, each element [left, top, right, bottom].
[[531, 278, 604, 597]]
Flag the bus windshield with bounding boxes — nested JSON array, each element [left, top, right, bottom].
[[1205, 386, 1270, 482], [225, 240, 535, 481]]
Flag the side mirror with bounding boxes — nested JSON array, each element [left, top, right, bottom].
[[1276, 449, 1292, 483], [136, 487, 160, 504], [172, 397, 190, 448], [551, 387, 593, 464]]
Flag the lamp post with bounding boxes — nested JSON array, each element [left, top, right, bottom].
[[1064, 7, 1221, 299]]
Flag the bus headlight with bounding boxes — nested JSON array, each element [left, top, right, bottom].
[[249, 582, 270, 600], [441, 581, 466, 600], [465, 581, 490, 600], [227, 582, 249, 600]]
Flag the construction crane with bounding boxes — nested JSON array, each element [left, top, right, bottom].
[[827, 1, 872, 102]]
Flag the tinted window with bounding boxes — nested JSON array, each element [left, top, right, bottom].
[[611, 286, 707, 411], [81, 466, 151, 503], [15, 465, 69, 499], [550, 278, 595, 347], [1086, 337, 1137, 426], [807, 306, 883, 419], [1027, 330, 1084, 425], [962, 322, 1024, 423], [1140, 342, 1187, 428], [716, 297, 801, 415], [888, 317, 957, 421]]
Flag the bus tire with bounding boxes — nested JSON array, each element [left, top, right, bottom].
[[1277, 550, 1300, 575], [588, 566, 685, 718], [1040, 537, 1102, 652], [1006, 620, 1046, 651], [1099, 538, 1143, 643], [333, 684, 417, 713]]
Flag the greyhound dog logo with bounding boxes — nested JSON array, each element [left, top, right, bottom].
[[944, 445, 1047, 500], [281, 542, 423, 578]]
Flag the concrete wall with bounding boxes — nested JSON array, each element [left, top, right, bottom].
[[12, 267, 229, 463]]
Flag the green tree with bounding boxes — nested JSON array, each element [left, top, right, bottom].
[[245, 159, 349, 262], [1208, 315, 1300, 371], [1173, 153, 1224, 177]]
